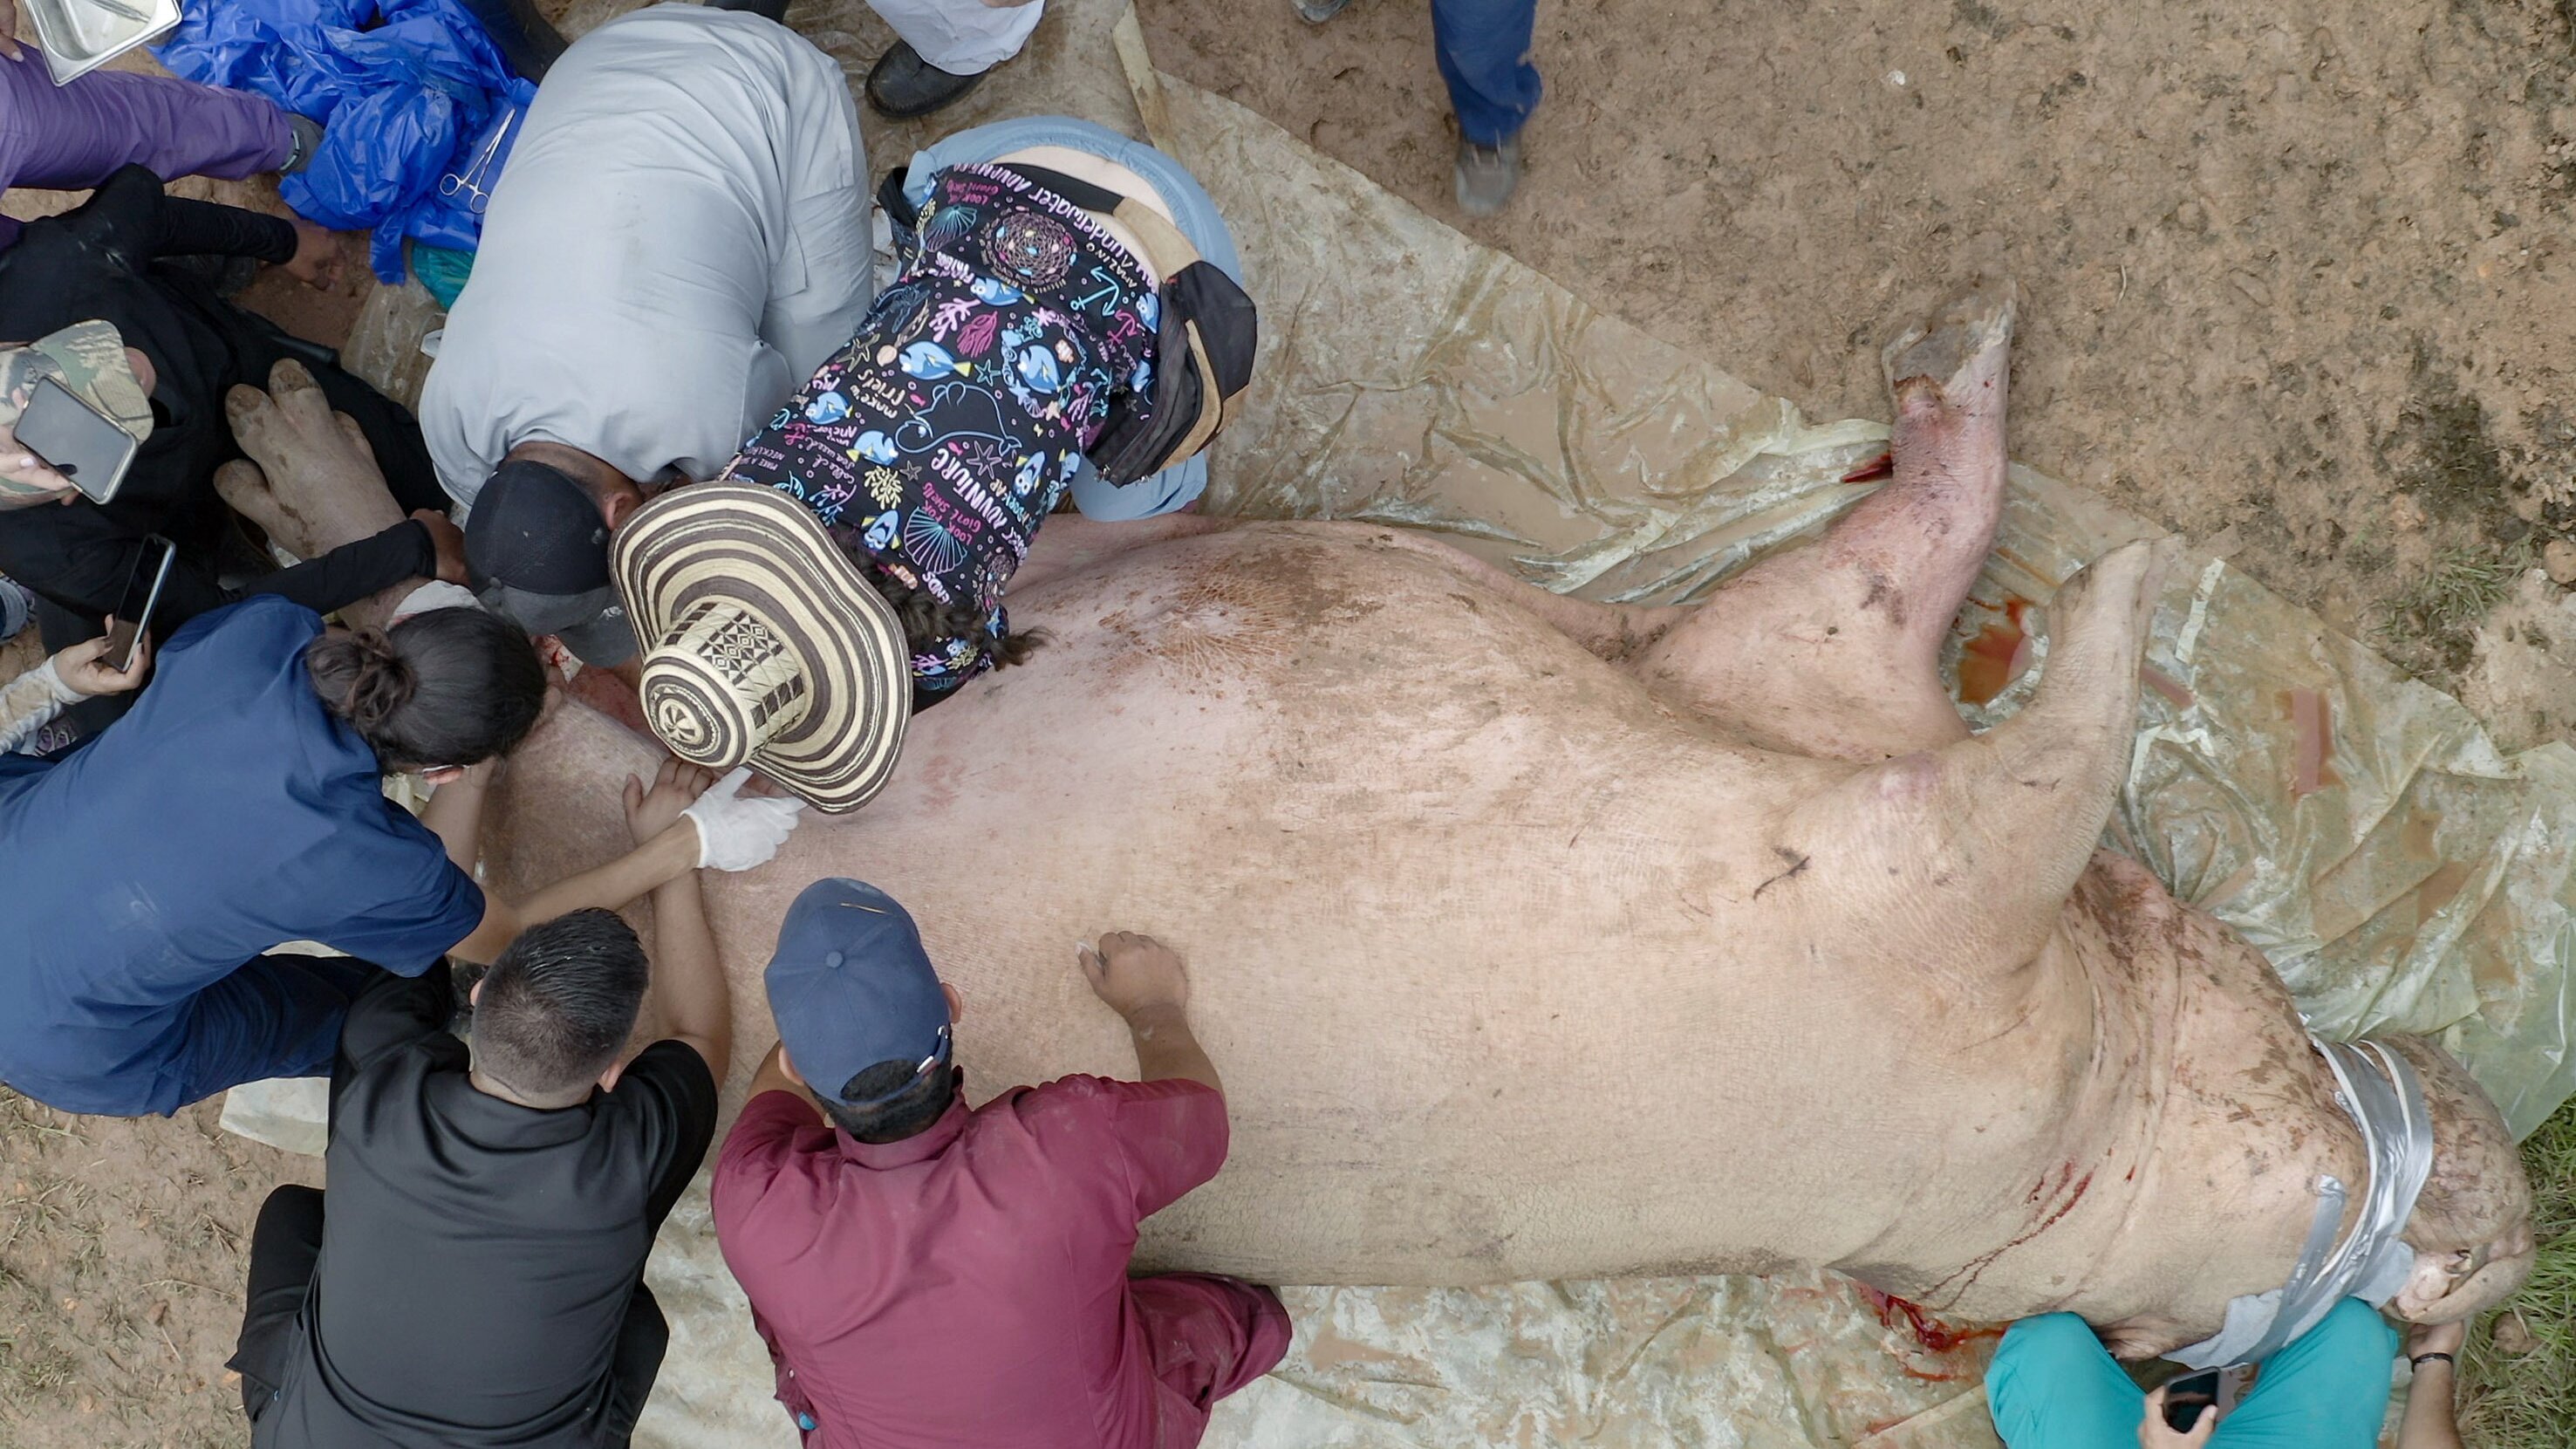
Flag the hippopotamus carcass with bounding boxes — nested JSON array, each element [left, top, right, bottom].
[[218, 284, 2533, 1356]]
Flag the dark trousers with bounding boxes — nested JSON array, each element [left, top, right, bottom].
[[229, 1183, 324, 1420], [229, 1186, 672, 1444]]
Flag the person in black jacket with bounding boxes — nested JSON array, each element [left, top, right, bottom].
[[0, 165, 463, 677]]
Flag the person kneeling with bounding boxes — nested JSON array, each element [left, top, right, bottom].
[[227, 763, 735, 1446], [1986, 1302, 2470, 1449], [0, 594, 788, 1118], [706, 116, 1254, 708], [713, 882, 1291, 1448]]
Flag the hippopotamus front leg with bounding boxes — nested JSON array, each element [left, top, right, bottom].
[[1638, 279, 2020, 761]]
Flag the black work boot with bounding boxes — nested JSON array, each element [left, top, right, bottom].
[[865, 40, 984, 119], [456, 0, 568, 81]]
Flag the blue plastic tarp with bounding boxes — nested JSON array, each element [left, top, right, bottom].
[[154, 0, 531, 284]]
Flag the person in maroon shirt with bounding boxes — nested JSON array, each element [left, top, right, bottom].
[[711, 878, 1291, 1449]]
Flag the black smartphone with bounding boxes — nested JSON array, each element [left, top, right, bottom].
[[104, 536, 175, 673], [2163, 1369, 2222, 1432], [17, 376, 140, 504]]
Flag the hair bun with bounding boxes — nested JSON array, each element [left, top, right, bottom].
[[342, 629, 419, 730], [311, 627, 419, 734]]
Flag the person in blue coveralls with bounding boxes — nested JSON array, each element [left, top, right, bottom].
[[0, 594, 726, 1117]]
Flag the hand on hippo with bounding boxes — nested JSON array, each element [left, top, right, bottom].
[[680, 766, 806, 871], [1078, 933, 1192, 1022], [280, 221, 346, 292], [2407, 1317, 2468, 1359], [625, 757, 720, 846], [412, 509, 468, 585]]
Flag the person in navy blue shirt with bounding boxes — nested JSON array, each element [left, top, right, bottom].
[[0, 594, 720, 1117]]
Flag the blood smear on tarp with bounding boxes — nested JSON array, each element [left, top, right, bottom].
[[2287, 687, 2337, 796], [1958, 599, 2033, 706]]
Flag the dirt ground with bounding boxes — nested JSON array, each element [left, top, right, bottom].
[[1140, 0, 2576, 748], [7, 0, 2576, 1443], [0, 1093, 313, 1446]]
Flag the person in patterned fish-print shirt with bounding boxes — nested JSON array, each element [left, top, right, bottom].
[[721, 161, 1162, 710]]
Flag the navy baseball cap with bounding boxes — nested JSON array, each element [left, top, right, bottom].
[[465, 459, 639, 666], [765, 879, 954, 1105]]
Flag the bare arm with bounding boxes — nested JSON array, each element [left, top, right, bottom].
[[447, 824, 698, 964], [420, 759, 495, 874], [746, 1042, 822, 1121], [645, 865, 729, 1082], [1079, 933, 1221, 1095], [2397, 1322, 2468, 1449], [442, 756, 707, 965]]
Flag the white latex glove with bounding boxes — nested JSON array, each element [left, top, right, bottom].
[[387, 579, 480, 625], [681, 766, 804, 871]]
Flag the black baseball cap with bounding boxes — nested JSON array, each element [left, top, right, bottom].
[[464, 459, 639, 666]]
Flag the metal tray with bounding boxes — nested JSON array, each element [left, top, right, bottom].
[[29, 0, 181, 86]]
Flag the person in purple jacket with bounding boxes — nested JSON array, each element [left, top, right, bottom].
[[0, 0, 321, 252]]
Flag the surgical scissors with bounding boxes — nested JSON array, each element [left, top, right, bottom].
[[436, 114, 512, 215]]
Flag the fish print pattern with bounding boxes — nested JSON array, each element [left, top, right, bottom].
[[721, 164, 1159, 703]]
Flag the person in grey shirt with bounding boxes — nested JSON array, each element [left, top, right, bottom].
[[419, 3, 873, 668]]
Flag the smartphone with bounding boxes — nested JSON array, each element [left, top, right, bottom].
[[2163, 1369, 2222, 1432], [104, 536, 175, 673], [16, 376, 140, 505]]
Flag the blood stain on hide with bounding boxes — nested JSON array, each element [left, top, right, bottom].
[[1930, 1166, 2096, 1298], [1957, 598, 2032, 706], [1841, 451, 1896, 483], [1859, 1286, 2000, 1356]]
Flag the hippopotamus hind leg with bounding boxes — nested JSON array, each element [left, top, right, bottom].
[[1765, 534, 2178, 978], [1635, 280, 2020, 761]]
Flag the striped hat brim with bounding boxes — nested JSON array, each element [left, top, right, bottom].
[[612, 484, 909, 814]]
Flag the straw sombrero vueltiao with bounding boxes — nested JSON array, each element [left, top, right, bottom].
[[612, 483, 909, 814]]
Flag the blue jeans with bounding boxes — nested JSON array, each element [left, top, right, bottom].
[[1987, 1301, 2398, 1449], [1433, 0, 1542, 147], [904, 115, 1244, 521]]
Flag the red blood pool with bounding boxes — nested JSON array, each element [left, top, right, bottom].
[[1958, 598, 2032, 706]]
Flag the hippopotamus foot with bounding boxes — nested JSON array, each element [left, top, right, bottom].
[[220, 360, 419, 629], [1636, 279, 2020, 761]]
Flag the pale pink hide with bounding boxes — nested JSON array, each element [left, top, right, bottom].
[[229, 288, 2532, 1355]]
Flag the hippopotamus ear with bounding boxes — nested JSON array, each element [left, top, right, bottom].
[[2393, 1234, 2536, 1323], [2379, 1035, 2536, 1322]]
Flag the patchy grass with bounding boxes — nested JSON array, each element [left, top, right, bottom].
[[2460, 1094, 2576, 1449], [2375, 541, 2536, 677]]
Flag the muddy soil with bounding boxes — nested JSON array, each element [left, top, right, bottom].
[[1139, 0, 2576, 748]]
